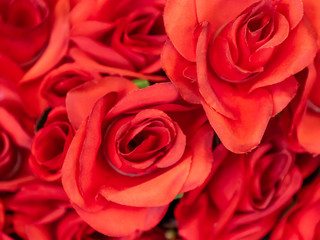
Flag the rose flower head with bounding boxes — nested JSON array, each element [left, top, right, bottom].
[[162, 0, 318, 153], [62, 77, 215, 236]]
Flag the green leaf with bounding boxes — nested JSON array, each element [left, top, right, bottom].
[[174, 193, 184, 200], [132, 79, 150, 89]]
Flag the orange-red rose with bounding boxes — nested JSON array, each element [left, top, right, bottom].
[[162, 0, 318, 153], [62, 77, 214, 236]]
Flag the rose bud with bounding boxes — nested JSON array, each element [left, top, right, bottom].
[[28, 107, 74, 182], [162, 0, 318, 153], [270, 174, 320, 240], [175, 123, 303, 240], [62, 77, 214, 236]]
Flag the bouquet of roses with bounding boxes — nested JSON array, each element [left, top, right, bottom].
[[1, 0, 320, 239]]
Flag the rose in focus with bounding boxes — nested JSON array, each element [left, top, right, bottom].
[[61, 77, 214, 236], [162, 0, 318, 153]]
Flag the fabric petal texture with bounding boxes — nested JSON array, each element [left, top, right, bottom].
[[162, 0, 318, 153], [62, 78, 214, 236]]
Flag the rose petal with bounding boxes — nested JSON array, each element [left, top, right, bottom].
[[161, 40, 200, 104], [163, 0, 198, 61], [98, 154, 191, 207], [276, 0, 303, 30], [72, 202, 168, 237], [71, 36, 134, 70], [179, 123, 214, 193], [268, 75, 298, 116], [249, 18, 317, 91], [69, 47, 167, 82], [69, 0, 96, 25], [71, 21, 115, 37], [107, 82, 181, 120], [303, 0, 320, 45], [66, 76, 137, 129], [296, 110, 320, 154], [201, 85, 273, 153], [196, 0, 257, 39], [62, 118, 92, 210]]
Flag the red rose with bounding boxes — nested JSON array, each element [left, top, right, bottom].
[[28, 107, 74, 182], [175, 124, 302, 239], [162, 0, 318, 153], [40, 63, 99, 108], [68, 0, 167, 81], [270, 174, 320, 240], [62, 77, 214, 236]]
